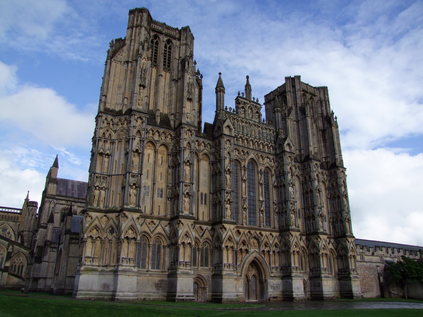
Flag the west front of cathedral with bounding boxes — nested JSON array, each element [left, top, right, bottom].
[[0, 8, 366, 302]]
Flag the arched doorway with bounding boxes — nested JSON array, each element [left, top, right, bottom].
[[244, 260, 265, 301], [193, 276, 207, 302]]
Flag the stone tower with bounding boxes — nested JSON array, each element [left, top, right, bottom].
[[264, 76, 360, 299], [75, 8, 360, 301]]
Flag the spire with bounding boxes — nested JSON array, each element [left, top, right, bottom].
[[47, 155, 59, 180], [215, 72, 225, 111], [53, 154, 59, 168], [215, 72, 225, 91], [245, 75, 252, 100]]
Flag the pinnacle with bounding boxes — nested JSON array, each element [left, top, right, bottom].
[[53, 154, 59, 168], [216, 72, 225, 89]]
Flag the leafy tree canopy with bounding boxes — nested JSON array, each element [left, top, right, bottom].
[[388, 256, 423, 283]]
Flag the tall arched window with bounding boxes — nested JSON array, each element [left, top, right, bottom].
[[200, 243, 210, 267], [191, 244, 198, 267], [138, 236, 149, 269], [247, 160, 257, 226], [263, 169, 271, 227], [163, 40, 172, 70], [231, 160, 241, 223], [151, 238, 163, 270], [151, 36, 159, 66]]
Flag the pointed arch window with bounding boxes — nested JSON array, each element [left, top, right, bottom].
[[151, 36, 159, 66], [163, 39, 172, 70], [151, 238, 163, 270], [137, 237, 149, 269], [200, 243, 210, 267], [247, 160, 257, 226], [263, 169, 271, 227], [231, 160, 241, 223], [191, 245, 198, 267]]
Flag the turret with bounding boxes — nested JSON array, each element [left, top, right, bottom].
[[215, 72, 225, 111]]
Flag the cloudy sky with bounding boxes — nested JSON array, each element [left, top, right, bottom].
[[0, 0, 422, 246]]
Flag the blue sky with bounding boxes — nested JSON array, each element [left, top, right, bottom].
[[0, 0, 422, 245]]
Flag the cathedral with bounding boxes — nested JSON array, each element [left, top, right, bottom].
[[70, 7, 361, 301], [2, 7, 393, 302]]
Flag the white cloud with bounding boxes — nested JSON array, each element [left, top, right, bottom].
[[345, 148, 423, 245], [0, 61, 95, 148], [0, 61, 17, 94], [0, 61, 91, 207], [0, 148, 45, 207]]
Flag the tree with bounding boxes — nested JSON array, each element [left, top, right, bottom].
[[387, 256, 423, 299]]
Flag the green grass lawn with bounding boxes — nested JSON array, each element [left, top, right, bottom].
[[0, 290, 421, 317]]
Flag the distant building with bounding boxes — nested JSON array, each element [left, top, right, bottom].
[[0, 8, 421, 301]]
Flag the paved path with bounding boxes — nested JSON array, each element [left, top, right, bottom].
[[260, 300, 423, 311]]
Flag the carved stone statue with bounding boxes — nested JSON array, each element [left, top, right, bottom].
[[129, 184, 137, 206]]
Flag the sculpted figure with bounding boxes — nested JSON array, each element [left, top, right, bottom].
[[225, 201, 232, 219], [129, 184, 137, 206]]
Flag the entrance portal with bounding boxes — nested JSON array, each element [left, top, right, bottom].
[[193, 276, 207, 302], [244, 260, 265, 301]]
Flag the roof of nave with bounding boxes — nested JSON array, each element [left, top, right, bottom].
[[356, 238, 423, 251], [56, 178, 87, 200]]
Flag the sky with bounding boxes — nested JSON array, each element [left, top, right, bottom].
[[0, 0, 422, 246]]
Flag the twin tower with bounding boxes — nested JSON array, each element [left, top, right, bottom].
[[74, 8, 361, 301]]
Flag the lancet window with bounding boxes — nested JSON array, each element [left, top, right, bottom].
[[200, 244, 210, 267], [151, 238, 163, 270], [151, 36, 159, 66], [163, 40, 172, 70], [247, 160, 257, 226], [192, 245, 198, 267], [231, 160, 241, 223], [138, 237, 149, 269]]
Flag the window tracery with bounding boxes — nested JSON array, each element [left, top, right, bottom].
[[9, 254, 26, 277]]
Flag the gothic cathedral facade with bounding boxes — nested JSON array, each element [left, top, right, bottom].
[[73, 8, 361, 301]]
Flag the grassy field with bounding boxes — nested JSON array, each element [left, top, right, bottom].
[[0, 290, 422, 317]]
